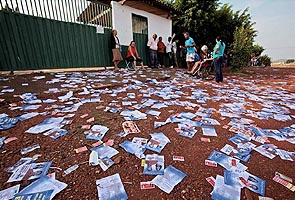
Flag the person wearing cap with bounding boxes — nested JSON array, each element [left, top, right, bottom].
[[180, 32, 196, 73]]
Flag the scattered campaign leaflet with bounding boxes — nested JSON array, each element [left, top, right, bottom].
[[178, 112, 196, 120], [13, 189, 53, 200], [143, 154, 164, 175], [120, 110, 147, 121], [145, 110, 161, 117], [273, 175, 295, 192], [44, 128, 69, 139], [200, 118, 220, 125], [96, 173, 128, 200], [224, 170, 245, 188], [154, 121, 169, 129], [91, 145, 119, 159], [231, 147, 252, 162], [146, 132, 170, 153], [99, 157, 114, 171], [85, 125, 109, 141], [275, 172, 292, 183], [5, 158, 34, 173], [207, 151, 241, 171], [58, 91, 73, 102], [18, 112, 39, 121], [244, 172, 266, 196], [140, 181, 155, 190], [119, 138, 147, 159], [21, 144, 41, 155], [228, 134, 250, 145], [151, 165, 186, 194], [7, 161, 52, 183], [17, 176, 67, 199], [254, 144, 277, 159], [202, 126, 217, 137], [0, 136, 6, 148], [0, 117, 19, 131], [211, 175, 241, 200], [25, 117, 64, 134], [122, 121, 140, 135], [151, 103, 168, 109], [221, 144, 235, 155], [177, 123, 197, 138], [0, 184, 20, 200], [276, 149, 294, 161]]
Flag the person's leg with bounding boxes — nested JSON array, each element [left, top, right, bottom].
[[114, 60, 118, 71], [214, 57, 221, 82], [169, 52, 173, 67], [188, 62, 194, 72], [190, 61, 200, 74], [173, 53, 179, 68], [220, 56, 224, 82], [154, 51, 158, 67], [160, 53, 163, 66], [149, 50, 153, 68]]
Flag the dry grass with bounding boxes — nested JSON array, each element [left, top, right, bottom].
[[271, 63, 295, 68]]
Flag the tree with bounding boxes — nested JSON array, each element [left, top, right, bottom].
[[286, 59, 295, 63], [171, 0, 261, 70], [173, 0, 219, 46], [259, 55, 271, 67], [231, 25, 255, 70], [252, 44, 264, 56]]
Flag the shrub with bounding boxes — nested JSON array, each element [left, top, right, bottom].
[[259, 55, 271, 67], [286, 59, 295, 64]]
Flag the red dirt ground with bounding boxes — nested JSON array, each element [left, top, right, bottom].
[[0, 66, 294, 200]]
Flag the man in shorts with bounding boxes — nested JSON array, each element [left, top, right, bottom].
[[180, 32, 196, 73]]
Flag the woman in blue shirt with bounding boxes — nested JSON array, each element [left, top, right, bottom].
[[213, 36, 226, 83]]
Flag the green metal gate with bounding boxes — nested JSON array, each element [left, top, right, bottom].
[[0, 0, 113, 71], [133, 33, 148, 65]]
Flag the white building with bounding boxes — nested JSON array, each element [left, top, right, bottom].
[[89, 0, 177, 46]]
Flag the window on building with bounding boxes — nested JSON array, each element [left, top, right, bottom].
[[132, 14, 148, 35]]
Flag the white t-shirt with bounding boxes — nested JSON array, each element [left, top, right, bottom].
[[172, 41, 177, 54], [147, 38, 158, 51], [166, 41, 172, 53]]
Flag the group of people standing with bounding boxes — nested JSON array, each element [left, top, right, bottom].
[[111, 29, 226, 83], [147, 34, 179, 69]]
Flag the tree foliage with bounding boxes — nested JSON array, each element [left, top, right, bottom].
[[286, 59, 295, 64], [259, 55, 271, 66], [252, 45, 264, 57]]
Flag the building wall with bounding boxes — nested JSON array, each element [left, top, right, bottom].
[[111, 1, 172, 46]]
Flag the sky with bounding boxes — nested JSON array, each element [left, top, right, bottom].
[[219, 0, 295, 61]]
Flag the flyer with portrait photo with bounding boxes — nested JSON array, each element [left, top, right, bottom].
[[7, 161, 52, 183], [143, 154, 164, 175]]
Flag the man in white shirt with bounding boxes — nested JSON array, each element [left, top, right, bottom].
[[166, 37, 173, 68], [147, 34, 158, 68]]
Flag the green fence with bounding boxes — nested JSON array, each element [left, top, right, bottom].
[[133, 33, 148, 65], [0, 10, 113, 71]]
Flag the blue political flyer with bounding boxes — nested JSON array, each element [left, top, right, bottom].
[[244, 172, 266, 196], [178, 123, 197, 138], [143, 154, 164, 175], [151, 165, 186, 194], [13, 189, 53, 200], [229, 134, 249, 145], [146, 132, 170, 153], [96, 173, 128, 200], [211, 175, 241, 200]]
